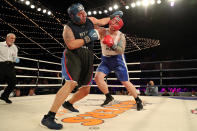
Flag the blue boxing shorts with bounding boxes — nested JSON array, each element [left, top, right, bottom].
[[96, 54, 129, 81]]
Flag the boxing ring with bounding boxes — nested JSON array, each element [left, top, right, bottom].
[[1, 94, 197, 131], [0, 57, 197, 131]]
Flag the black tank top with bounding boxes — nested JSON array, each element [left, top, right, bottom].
[[67, 18, 94, 51]]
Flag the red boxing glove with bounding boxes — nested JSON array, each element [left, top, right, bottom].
[[102, 35, 114, 47]]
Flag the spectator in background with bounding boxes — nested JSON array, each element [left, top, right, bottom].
[[139, 88, 146, 96], [145, 80, 158, 96], [56, 72, 62, 84], [173, 90, 179, 96], [191, 90, 196, 97], [14, 87, 21, 97], [28, 79, 36, 96], [0, 33, 20, 104], [162, 88, 170, 96]]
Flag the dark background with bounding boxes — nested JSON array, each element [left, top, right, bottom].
[[1, 0, 197, 62]]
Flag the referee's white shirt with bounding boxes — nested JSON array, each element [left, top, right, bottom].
[[0, 41, 18, 62]]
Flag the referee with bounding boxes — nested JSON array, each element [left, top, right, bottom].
[[0, 33, 19, 104]]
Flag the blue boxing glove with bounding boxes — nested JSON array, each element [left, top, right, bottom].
[[110, 11, 123, 19], [15, 57, 20, 63], [83, 29, 100, 44]]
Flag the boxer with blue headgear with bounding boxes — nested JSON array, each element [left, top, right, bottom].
[[67, 3, 87, 24]]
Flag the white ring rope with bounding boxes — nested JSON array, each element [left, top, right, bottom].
[[126, 62, 141, 65], [93, 62, 140, 66], [15, 66, 38, 71], [19, 56, 61, 65], [16, 75, 61, 80], [39, 69, 61, 73], [37, 76, 61, 80], [15, 43, 61, 45], [15, 66, 61, 73], [92, 78, 141, 80], [93, 70, 141, 73], [16, 75, 37, 78], [91, 85, 141, 87]]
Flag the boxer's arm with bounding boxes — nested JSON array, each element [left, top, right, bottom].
[[112, 34, 126, 54], [96, 27, 106, 40], [88, 11, 123, 27], [63, 25, 84, 50], [89, 17, 110, 27]]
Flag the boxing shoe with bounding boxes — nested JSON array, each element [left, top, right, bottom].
[[0, 96, 12, 104], [62, 101, 79, 112], [101, 96, 114, 107], [41, 115, 63, 130], [136, 98, 143, 111]]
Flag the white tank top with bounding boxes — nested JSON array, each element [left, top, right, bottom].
[[101, 30, 121, 56]]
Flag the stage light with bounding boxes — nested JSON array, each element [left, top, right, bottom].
[[131, 3, 136, 8], [170, 1, 175, 6], [47, 11, 52, 15], [30, 5, 35, 9], [142, 0, 149, 7], [88, 11, 92, 15], [168, 0, 175, 6], [150, 0, 155, 5], [157, 0, 161, 4], [104, 10, 108, 13], [25, 1, 30, 5], [43, 9, 47, 13], [37, 8, 41, 11], [125, 5, 129, 9], [136, 1, 141, 6], [93, 11, 97, 15], [109, 7, 113, 11], [98, 11, 102, 14], [114, 4, 118, 10]]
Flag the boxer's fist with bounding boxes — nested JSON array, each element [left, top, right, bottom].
[[83, 29, 100, 44], [103, 35, 114, 47], [110, 11, 123, 19]]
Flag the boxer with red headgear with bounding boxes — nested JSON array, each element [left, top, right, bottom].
[[102, 16, 124, 48], [109, 16, 124, 31], [95, 16, 143, 110], [41, 2, 124, 130]]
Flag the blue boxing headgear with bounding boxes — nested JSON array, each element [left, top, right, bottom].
[[67, 3, 86, 24]]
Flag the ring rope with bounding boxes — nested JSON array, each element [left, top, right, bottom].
[[16, 75, 61, 80], [19, 56, 61, 65], [1, 56, 195, 89]]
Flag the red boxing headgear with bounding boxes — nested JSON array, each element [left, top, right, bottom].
[[109, 16, 124, 31]]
